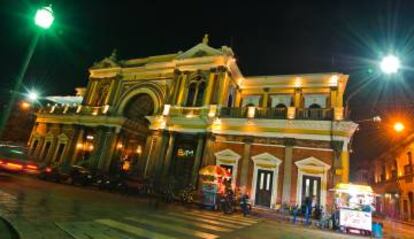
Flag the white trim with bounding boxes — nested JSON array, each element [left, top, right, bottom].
[[215, 140, 334, 152], [251, 153, 282, 209], [295, 157, 331, 207], [214, 149, 241, 190]]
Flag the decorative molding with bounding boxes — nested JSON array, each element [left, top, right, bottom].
[[295, 156, 331, 207], [251, 152, 282, 209]]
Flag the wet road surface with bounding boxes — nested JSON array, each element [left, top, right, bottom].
[[0, 174, 410, 238]]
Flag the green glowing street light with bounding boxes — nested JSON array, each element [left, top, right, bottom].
[[34, 6, 54, 29], [0, 5, 55, 138]]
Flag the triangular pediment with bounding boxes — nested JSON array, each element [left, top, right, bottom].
[[295, 156, 331, 170], [176, 43, 223, 59], [215, 149, 241, 160], [252, 152, 282, 165]]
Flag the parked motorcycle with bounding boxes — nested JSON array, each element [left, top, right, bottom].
[[179, 184, 195, 205], [239, 193, 251, 216], [220, 189, 235, 214]]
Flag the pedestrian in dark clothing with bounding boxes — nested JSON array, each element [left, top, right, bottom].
[[304, 196, 313, 225]]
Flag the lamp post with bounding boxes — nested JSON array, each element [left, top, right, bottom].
[[0, 6, 54, 138], [345, 54, 401, 118]]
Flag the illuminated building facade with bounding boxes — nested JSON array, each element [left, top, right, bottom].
[[29, 36, 357, 209], [372, 134, 414, 221]]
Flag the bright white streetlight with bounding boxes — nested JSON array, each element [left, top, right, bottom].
[[380, 55, 400, 74], [28, 91, 39, 101], [34, 6, 54, 29]]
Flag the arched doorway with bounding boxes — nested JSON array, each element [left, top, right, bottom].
[[123, 93, 154, 124], [113, 93, 155, 174]]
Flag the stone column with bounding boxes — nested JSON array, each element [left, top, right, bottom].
[[330, 87, 337, 108], [262, 88, 270, 108], [161, 132, 176, 180], [201, 133, 216, 167], [154, 132, 170, 179], [216, 67, 227, 105], [96, 127, 118, 171], [143, 133, 156, 177], [70, 127, 85, 165], [191, 134, 206, 185], [204, 69, 216, 105], [341, 150, 350, 183], [170, 69, 181, 104], [282, 138, 295, 204], [176, 72, 188, 106], [239, 137, 253, 190], [294, 88, 302, 107]]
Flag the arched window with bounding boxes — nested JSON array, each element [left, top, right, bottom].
[[227, 94, 233, 107], [185, 77, 206, 107], [186, 83, 197, 106], [195, 81, 206, 106], [275, 103, 287, 109], [309, 103, 321, 109], [274, 104, 287, 118]]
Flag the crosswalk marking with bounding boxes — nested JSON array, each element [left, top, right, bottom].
[[125, 216, 219, 239], [96, 218, 176, 239], [56, 221, 136, 239], [187, 210, 260, 224], [58, 209, 261, 239], [167, 212, 244, 229], [151, 214, 233, 232], [183, 211, 257, 226]]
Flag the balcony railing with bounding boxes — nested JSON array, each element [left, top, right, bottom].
[[219, 107, 334, 120], [37, 104, 111, 116], [168, 106, 208, 117], [295, 108, 333, 120]]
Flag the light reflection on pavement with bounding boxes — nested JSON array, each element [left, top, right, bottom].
[[0, 173, 413, 239]]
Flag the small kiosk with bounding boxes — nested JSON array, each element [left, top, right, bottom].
[[331, 183, 376, 236], [198, 165, 230, 209]]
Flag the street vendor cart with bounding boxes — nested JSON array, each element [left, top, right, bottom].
[[331, 183, 376, 236], [198, 165, 230, 209]]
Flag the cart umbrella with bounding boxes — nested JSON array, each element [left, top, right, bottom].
[[199, 165, 231, 178]]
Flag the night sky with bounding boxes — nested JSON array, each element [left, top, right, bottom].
[[2, 0, 414, 176]]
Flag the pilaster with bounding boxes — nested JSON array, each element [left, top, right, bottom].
[[239, 137, 253, 189], [294, 88, 302, 108], [201, 133, 216, 167], [161, 132, 176, 180], [176, 72, 188, 106], [203, 68, 216, 105], [281, 138, 295, 204], [191, 134, 206, 185]]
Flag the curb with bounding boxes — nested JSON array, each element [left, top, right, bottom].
[[0, 216, 20, 239]]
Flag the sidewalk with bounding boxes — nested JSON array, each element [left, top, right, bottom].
[[251, 207, 320, 225]]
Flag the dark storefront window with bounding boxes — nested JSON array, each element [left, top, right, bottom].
[[170, 135, 197, 189]]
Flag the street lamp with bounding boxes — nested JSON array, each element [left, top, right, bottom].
[[380, 55, 400, 74], [394, 122, 405, 133], [34, 6, 54, 29], [0, 5, 55, 138], [27, 91, 39, 102]]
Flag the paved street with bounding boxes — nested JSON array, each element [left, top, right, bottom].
[[0, 174, 410, 239]]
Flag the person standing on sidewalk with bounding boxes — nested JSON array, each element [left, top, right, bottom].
[[292, 204, 299, 224], [304, 196, 314, 225]]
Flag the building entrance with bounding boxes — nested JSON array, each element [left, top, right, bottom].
[[255, 169, 273, 207]]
